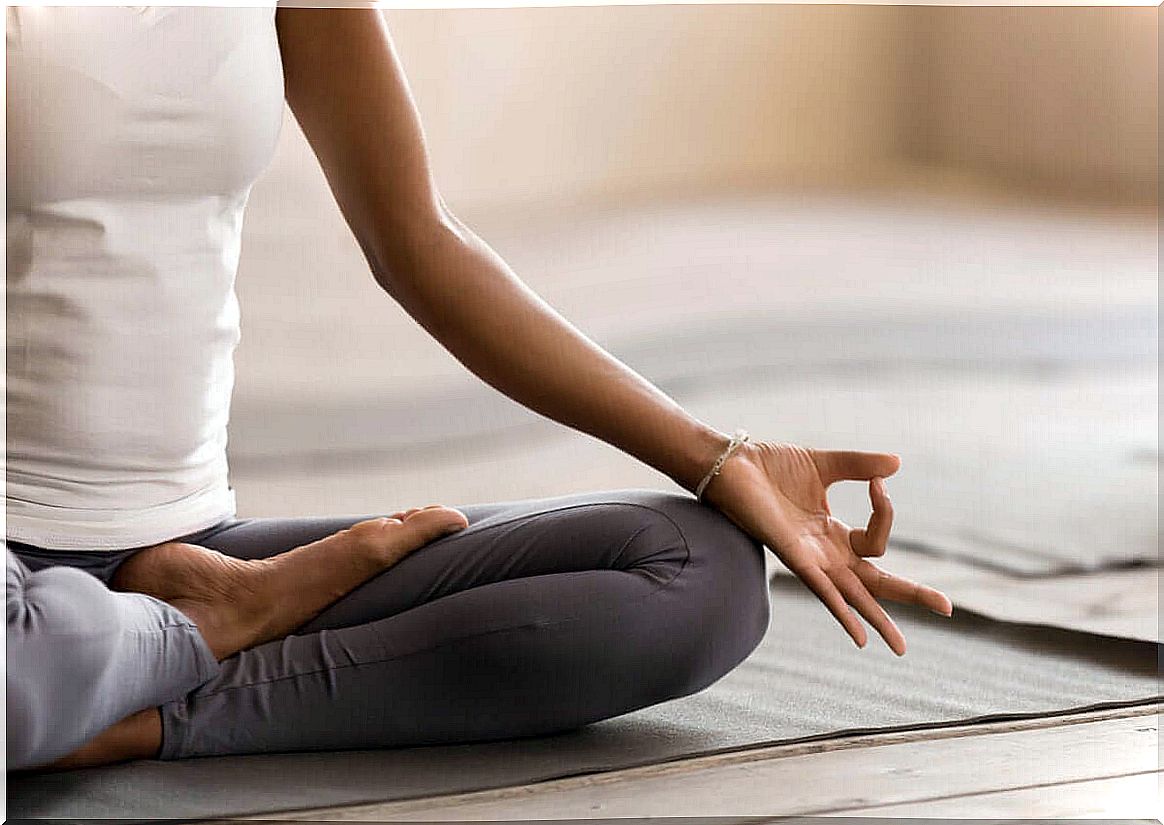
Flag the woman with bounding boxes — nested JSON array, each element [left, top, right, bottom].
[[5, 7, 953, 773]]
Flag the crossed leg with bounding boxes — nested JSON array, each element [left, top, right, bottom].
[[8, 506, 468, 771], [12, 489, 771, 769], [157, 489, 771, 759]]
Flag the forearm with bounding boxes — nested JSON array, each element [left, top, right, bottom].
[[367, 208, 729, 493]]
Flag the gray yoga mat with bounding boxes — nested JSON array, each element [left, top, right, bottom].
[[9, 576, 1159, 822]]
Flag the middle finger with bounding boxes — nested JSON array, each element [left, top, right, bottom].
[[856, 559, 953, 616]]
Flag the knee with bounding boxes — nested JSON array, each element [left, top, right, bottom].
[[615, 490, 771, 694], [617, 489, 768, 621], [11, 563, 123, 646], [7, 564, 123, 770]]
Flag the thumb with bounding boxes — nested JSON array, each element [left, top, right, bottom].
[[810, 449, 901, 487]]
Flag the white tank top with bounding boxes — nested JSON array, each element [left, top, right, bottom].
[[6, 7, 285, 549]]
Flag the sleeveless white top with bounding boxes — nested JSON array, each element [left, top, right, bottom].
[[6, 7, 285, 549]]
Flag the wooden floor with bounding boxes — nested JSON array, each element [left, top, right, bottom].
[[224, 704, 1161, 821]]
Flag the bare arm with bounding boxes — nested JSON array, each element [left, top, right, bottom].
[[275, 9, 953, 654], [275, 8, 729, 493]]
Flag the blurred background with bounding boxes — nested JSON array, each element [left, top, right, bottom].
[[230, 5, 1157, 577]]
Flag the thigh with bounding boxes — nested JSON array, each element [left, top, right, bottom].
[[198, 489, 694, 632]]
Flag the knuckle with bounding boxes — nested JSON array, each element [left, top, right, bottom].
[[820, 556, 845, 578]]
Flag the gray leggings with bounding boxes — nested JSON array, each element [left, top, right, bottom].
[[7, 488, 770, 771]]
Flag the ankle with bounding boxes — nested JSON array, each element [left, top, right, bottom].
[[168, 597, 238, 661], [48, 708, 162, 770], [170, 558, 278, 661]]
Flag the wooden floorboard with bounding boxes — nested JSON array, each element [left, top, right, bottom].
[[819, 770, 1161, 818], [244, 704, 1160, 822]]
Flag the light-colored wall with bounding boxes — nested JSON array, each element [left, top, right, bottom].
[[267, 5, 918, 216], [262, 5, 1156, 215], [909, 6, 1157, 204]]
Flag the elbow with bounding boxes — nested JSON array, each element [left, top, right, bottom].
[[363, 197, 469, 296]]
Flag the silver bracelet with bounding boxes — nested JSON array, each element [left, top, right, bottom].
[[694, 429, 749, 501]]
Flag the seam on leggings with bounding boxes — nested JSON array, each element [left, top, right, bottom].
[[181, 508, 695, 701], [609, 523, 651, 570]]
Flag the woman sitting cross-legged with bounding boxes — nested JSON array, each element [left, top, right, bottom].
[[5, 6, 953, 773]]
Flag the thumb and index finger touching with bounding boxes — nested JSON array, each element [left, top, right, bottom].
[[809, 449, 900, 556]]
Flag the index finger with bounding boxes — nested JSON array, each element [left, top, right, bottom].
[[849, 477, 893, 557]]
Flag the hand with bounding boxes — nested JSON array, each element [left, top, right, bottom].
[[703, 441, 953, 655]]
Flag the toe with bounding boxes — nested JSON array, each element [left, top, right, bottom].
[[401, 506, 468, 543]]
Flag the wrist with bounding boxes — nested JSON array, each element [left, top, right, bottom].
[[700, 439, 762, 510], [671, 424, 734, 494]]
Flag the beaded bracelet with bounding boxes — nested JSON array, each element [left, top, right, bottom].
[[694, 429, 750, 501]]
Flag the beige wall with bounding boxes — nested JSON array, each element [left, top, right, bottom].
[[909, 6, 1157, 204], [270, 5, 919, 215], [263, 5, 1157, 217]]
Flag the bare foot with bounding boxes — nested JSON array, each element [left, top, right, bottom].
[[111, 505, 468, 660], [42, 708, 163, 771], [33, 507, 467, 773]]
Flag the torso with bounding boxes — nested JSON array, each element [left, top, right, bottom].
[[6, 7, 285, 549]]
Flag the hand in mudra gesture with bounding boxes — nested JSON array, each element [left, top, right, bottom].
[[703, 440, 953, 656]]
